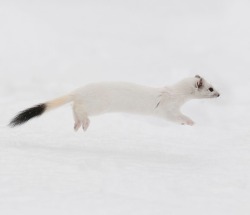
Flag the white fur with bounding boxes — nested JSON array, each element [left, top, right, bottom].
[[46, 76, 220, 131]]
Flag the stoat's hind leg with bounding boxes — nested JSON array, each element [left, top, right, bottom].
[[73, 103, 90, 132], [74, 118, 90, 132]]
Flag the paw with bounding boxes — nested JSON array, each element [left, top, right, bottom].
[[180, 117, 194, 126], [74, 121, 81, 131], [82, 118, 90, 132], [186, 120, 194, 126], [74, 118, 90, 132]]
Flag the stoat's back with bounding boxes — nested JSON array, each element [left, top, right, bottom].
[[73, 82, 161, 115]]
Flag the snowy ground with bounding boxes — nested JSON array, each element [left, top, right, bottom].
[[1, 0, 250, 214]]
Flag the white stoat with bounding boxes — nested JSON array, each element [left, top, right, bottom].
[[9, 75, 220, 131]]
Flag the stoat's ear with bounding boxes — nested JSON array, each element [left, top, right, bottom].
[[195, 76, 203, 88], [195, 75, 201, 79]]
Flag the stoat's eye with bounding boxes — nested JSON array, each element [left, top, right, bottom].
[[209, 87, 214, 92]]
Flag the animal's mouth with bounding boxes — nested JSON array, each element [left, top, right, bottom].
[[209, 93, 220, 98], [214, 93, 220, 97], [206, 93, 220, 99]]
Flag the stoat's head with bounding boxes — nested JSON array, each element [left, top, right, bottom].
[[193, 75, 220, 98]]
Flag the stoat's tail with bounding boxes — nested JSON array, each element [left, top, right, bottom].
[[9, 94, 73, 127]]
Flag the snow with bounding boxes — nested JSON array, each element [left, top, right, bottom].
[[1, 0, 250, 214]]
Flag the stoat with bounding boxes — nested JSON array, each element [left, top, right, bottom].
[[9, 75, 220, 131]]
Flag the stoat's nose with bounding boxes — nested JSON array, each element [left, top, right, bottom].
[[217, 93, 220, 97]]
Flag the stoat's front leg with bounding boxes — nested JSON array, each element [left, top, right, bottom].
[[179, 114, 194, 126], [167, 111, 194, 126]]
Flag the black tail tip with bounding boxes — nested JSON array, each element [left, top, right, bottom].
[[9, 103, 46, 127]]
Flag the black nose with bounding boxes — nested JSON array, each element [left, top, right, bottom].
[[217, 93, 220, 97]]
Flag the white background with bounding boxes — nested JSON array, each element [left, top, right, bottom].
[[0, 0, 250, 214]]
